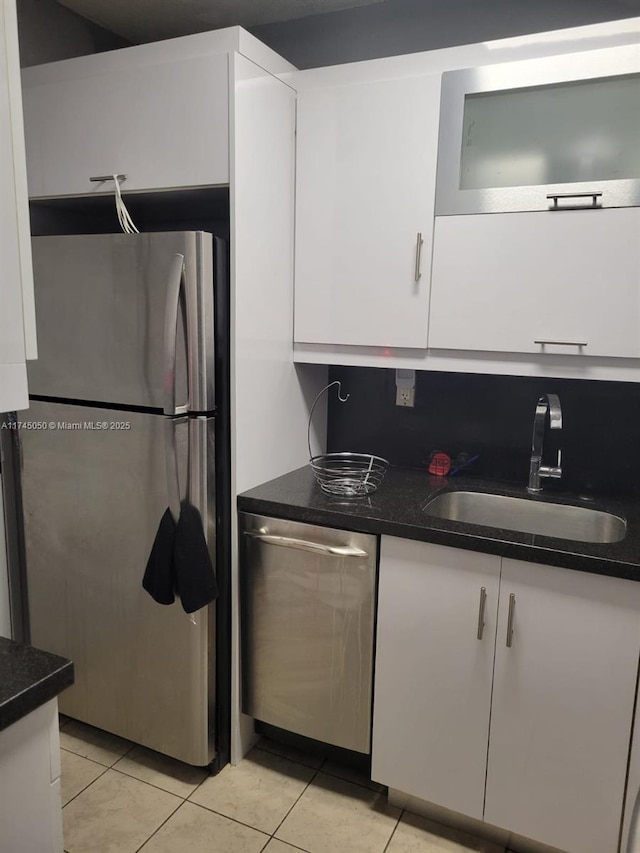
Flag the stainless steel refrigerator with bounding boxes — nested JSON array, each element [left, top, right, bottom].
[[19, 231, 229, 768]]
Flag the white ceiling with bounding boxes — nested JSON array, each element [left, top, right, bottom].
[[56, 0, 388, 42]]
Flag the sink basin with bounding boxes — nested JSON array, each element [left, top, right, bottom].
[[423, 491, 626, 544]]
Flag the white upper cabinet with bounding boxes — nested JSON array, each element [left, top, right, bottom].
[[1, 0, 36, 412], [429, 207, 640, 358], [294, 73, 441, 348], [22, 53, 229, 198], [436, 45, 640, 215], [430, 45, 640, 363]]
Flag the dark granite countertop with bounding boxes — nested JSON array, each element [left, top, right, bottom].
[[0, 638, 74, 731], [238, 466, 640, 581]]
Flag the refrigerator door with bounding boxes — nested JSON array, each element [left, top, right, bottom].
[[27, 232, 215, 413], [21, 400, 216, 766]]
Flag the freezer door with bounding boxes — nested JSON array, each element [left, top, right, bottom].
[[240, 513, 377, 754], [21, 401, 216, 766], [28, 232, 215, 412]]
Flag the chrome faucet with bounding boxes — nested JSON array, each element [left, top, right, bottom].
[[527, 393, 562, 493]]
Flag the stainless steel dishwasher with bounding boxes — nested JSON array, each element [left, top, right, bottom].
[[240, 512, 377, 754]]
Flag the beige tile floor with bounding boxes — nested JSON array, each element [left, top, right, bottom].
[[58, 716, 512, 853]]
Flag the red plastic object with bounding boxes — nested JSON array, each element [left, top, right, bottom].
[[428, 451, 451, 477]]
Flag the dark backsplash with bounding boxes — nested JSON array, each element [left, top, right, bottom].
[[327, 367, 640, 499]]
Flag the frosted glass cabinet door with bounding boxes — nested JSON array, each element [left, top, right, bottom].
[[436, 45, 640, 215], [459, 75, 640, 191], [485, 559, 640, 853], [294, 74, 440, 348]]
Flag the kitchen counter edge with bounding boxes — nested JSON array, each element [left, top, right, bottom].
[[237, 466, 640, 582], [0, 638, 74, 731]]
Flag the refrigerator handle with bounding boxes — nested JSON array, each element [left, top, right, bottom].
[[163, 254, 187, 416], [163, 417, 184, 522], [628, 784, 640, 853]]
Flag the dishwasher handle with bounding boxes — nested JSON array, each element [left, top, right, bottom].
[[245, 530, 368, 558]]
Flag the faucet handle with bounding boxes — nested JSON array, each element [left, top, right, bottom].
[[540, 449, 562, 480]]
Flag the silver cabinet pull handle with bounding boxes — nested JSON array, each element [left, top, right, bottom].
[[547, 192, 602, 211], [414, 232, 424, 282], [506, 593, 516, 648], [477, 586, 487, 640], [534, 340, 588, 347], [89, 174, 127, 183], [245, 531, 367, 558]]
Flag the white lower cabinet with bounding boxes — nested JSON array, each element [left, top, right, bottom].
[[622, 681, 640, 853], [0, 699, 63, 853], [485, 558, 640, 853], [373, 537, 640, 853], [372, 538, 500, 820]]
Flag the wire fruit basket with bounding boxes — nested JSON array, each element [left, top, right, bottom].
[[308, 382, 389, 497]]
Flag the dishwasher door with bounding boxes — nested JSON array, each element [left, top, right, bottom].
[[240, 512, 377, 754]]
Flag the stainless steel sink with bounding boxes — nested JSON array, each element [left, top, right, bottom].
[[423, 491, 626, 544]]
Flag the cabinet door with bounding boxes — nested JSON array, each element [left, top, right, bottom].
[[429, 209, 640, 358], [485, 559, 640, 853], [0, 700, 62, 853], [294, 74, 440, 348], [22, 53, 229, 198], [435, 45, 640, 215], [372, 537, 500, 819], [1, 0, 33, 412], [622, 697, 640, 853]]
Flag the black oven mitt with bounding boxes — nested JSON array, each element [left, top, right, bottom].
[[142, 508, 176, 605], [173, 501, 218, 614]]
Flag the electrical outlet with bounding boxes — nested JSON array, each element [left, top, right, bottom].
[[396, 385, 415, 407], [395, 369, 416, 407]]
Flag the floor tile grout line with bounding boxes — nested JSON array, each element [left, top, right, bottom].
[[253, 743, 383, 796], [60, 729, 207, 797], [184, 748, 321, 804], [269, 764, 398, 853], [59, 742, 135, 769], [60, 722, 136, 763], [268, 762, 324, 842], [63, 736, 388, 851], [60, 761, 110, 809], [59, 745, 109, 770], [109, 764, 199, 800], [186, 761, 218, 798], [382, 807, 405, 853], [181, 797, 278, 837], [187, 751, 388, 847], [58, 744, 122, 770], [263, 837, 311, 853], [61, 758, 188, 813], [254, 741, 326, 772], [318, 766, 386, 794], [134, 796, 185, 853]]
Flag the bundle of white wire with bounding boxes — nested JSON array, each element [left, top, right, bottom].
[[113, 174, 139, 234]]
